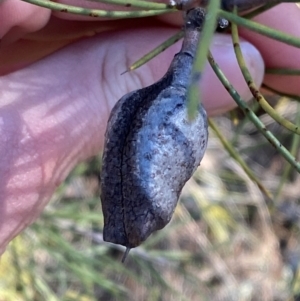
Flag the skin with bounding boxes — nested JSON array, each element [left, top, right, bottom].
[[0, 1, 299, 254]]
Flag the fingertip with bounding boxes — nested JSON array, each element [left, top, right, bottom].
[[239, 3, 300, 96], [0, 0, 51, 42], [200, 34, 264, 115]]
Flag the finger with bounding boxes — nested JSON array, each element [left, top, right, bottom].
[[110, 30, 264, 116], [239, 3, 300, 95], [0, 0, 51, 44], [0, 18, 166, 75]]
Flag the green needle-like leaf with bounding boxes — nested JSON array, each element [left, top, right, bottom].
[[21, 0, 175, 18], [231, 7, 300, 135], [209, 118, 273, 199], [208, 50, 300, 173], [187, 0, 221, 120], [220, 9, 300, 49]]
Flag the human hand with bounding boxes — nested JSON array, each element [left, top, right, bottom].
[[0, 1, 299, 254]]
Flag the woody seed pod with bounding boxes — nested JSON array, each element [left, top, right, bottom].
[[100, 7, 208, 252]]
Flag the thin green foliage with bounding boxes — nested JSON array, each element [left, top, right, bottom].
[[266, 68, 300, 76], [21, 0, 175, 18], [219, 9, 300, 49], [123, 31, 184, 73], [187, 0, 221, 119], [88, 0, 173, 9], [208, 118, 273, 199], [2, 2, 300, 301], [207, 50, 300, 173], [231, 8, 300, 136]]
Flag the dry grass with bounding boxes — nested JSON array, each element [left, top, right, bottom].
[[1, 98, 300, 301]]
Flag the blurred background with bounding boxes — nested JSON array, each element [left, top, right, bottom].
[[1, 95, 300, 301]]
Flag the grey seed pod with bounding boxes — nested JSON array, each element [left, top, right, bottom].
[[100, 8, 208, 251]]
